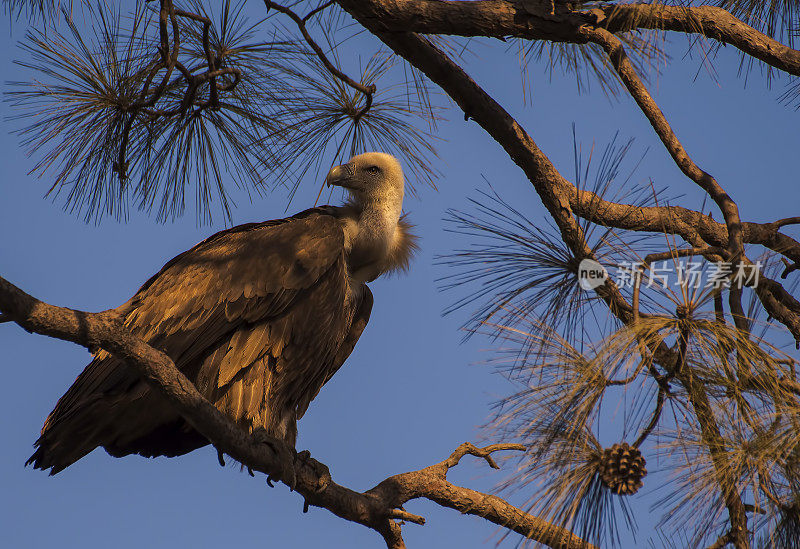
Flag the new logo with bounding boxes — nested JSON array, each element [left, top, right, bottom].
[[578, 258, 608, 290]]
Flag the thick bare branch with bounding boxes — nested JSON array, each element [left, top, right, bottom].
[[568, 188, 800, 267], [331, 0, 800, 76], [0, 274, 591, 549], [368, 444, 596, 549], [601, 4, 800, 76]]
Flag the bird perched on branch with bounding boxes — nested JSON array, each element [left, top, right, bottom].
[[28, 152, 416, 474]]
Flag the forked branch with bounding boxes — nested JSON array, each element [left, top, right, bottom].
[[264, 0, 375, 121], [0, 274, 591, 549], [582, 27, 744, 260], [117, 0, 242, 180]]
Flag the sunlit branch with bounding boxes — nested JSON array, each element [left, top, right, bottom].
[[0, 274, 591, 549], [567, 189, 800, 267], [772, 217, 800, 231], [601, 4, 800, 76], [582, 27, 744, 261], [330, 1, 800, 77]]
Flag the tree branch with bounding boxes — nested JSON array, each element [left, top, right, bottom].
[[368, 443, 596, 549], [330, 0, 800, 77], [601, 4, 800, 76], [568, 188, 800, 267], [339, 1, 800, 346], [675, 363, 750, 548], [333, 10, 795, 543], [264, 0, 375, 121], [582, 27, 744, 261], [0, 274, 592, 549]]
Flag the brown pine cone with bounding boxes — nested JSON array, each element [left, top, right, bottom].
[[598, 442, 647, 495]]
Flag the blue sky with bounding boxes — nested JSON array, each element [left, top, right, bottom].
[[1, 5, 798, 548]]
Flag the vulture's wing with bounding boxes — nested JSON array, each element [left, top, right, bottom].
[[30, 209, 371, 473], [296, 286, 373, 420]]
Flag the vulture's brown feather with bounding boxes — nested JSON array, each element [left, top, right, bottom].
[[29, 153, 413, 474]]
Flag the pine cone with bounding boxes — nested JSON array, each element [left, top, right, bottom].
[[598, 442, 647, 495]]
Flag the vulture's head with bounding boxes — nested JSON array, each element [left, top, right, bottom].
[[325, 152, 404, 207]]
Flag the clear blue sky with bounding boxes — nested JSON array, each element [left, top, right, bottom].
[[1, 6, 798, 549]]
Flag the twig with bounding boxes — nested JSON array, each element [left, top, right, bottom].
[[605, 356, 649, 386], [706, 529, 735, 549], [633, 386, 666, 448], [387, 508, 425, 525], [116, 0, 245, 180], [439, 442, 525, 472], [780, 257, 800, 279], [303, 0, 336, 22], [771, 217, 800, 231], [263, 0, 375, 122], [629, 247, 724, 390]]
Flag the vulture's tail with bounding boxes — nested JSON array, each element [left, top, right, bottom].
[[26, 355, 136, 474], [26, 355, 200, 474], [28, 396, 119, 474]]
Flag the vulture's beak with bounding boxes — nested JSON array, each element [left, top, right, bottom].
[[325, 163, 357, 190]]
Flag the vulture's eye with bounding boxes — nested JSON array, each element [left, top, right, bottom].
[[365, 166, 381, 175]]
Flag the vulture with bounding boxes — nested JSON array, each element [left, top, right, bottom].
[[28, 152, 416, 474]]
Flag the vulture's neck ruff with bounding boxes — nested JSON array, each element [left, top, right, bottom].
[[325, 152, 415, 283]]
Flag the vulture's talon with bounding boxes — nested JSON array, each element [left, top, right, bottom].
[[251, 428, 297, 491], [295, 449, 331, 493]]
